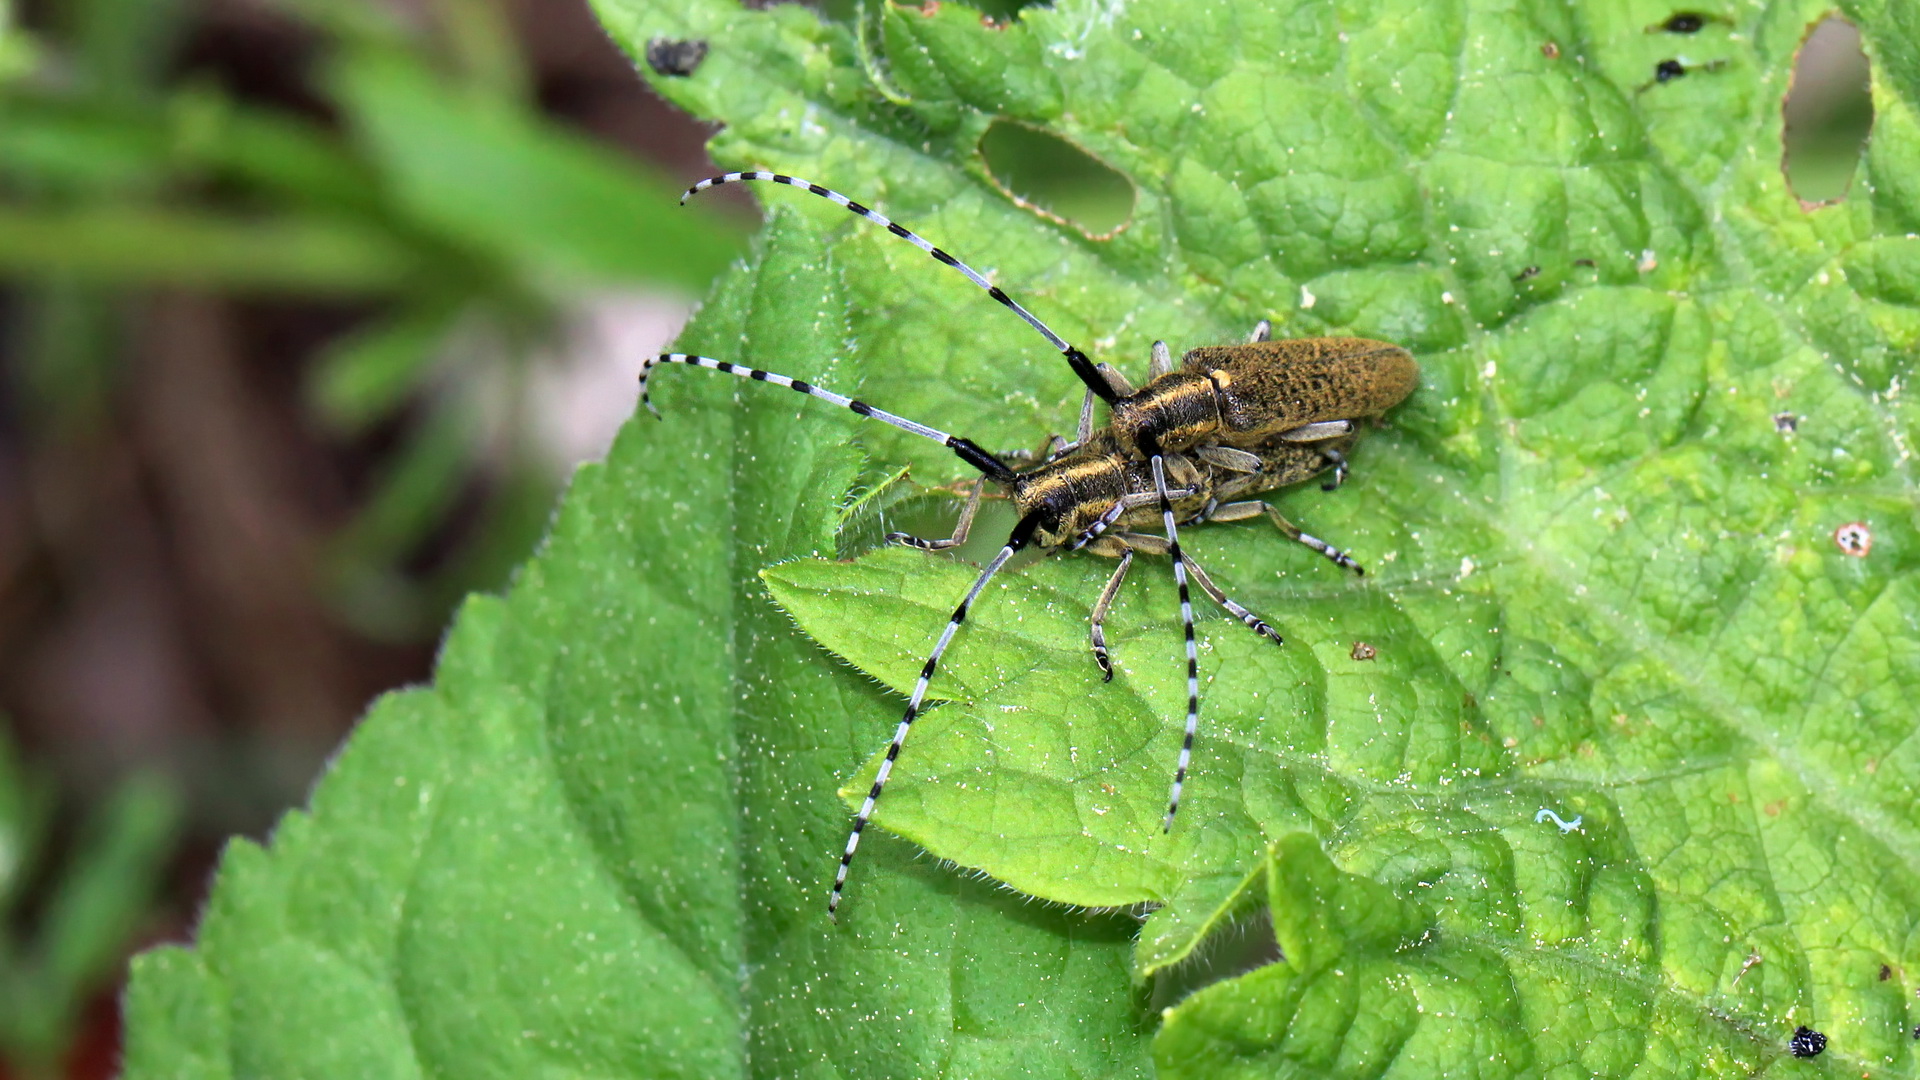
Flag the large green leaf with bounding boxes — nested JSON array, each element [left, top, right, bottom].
[[121, 209, 1150, 1078], [121, 0, 1920, 1075]]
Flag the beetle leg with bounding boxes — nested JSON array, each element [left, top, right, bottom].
[[1183, 498, 1219, 526], [1200, 500, 1264, 523], [1109, 531, 1282, 646], [1178, 546, 1283, 646], [1087, 548, 1134, 681], [1149, 339, 1173, 379], [1255, 503, 1364, 575], [999, 432, 1075, 462], [1194, 444, 1263, 473], [1275, 419, 1355, 443], [1318, 447, 1349, 491]]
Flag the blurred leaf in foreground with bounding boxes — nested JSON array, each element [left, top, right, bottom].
[[0, 733, 178, 1076]]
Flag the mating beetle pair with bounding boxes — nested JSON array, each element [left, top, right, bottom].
[[640, 171, 1418, 918]]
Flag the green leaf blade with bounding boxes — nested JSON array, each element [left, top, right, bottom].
[[121, 0, 1920, 1074]]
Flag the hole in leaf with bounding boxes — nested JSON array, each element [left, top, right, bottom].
[[1783, 15, 1873, 207], [1147, 906, 1284, 1011], [978, 120, 1135, 239]]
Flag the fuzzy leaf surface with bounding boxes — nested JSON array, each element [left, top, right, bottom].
[[120, 211, 1151, 1079], [611, 0, 1920, 1072]]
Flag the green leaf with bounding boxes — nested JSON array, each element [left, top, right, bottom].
[[122, 210, 1152, 1078], [123, 0, 1920, 1075], [633, 0, 1919, 1068]]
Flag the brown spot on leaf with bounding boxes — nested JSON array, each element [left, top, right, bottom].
[[1835, 521, 1872, 557]]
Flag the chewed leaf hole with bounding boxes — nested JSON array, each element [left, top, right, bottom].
[[978, 120, 1136, 239], [1148, 906, 1283, 1011], [1782, 15, 1873, 207]]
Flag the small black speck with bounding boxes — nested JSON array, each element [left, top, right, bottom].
[[1514, 265, 1542, 282], [1911, 1023, 1920, 1040], [1880, 963, 1893, 981], [1655, 59, 1688, 83], [1573, 258, 1597, 268], [1788, 1026, 1826, 1058], [646, 38, 710, 77], [1662, 13, 1707, 33], [1773, 412, 1798, 434]]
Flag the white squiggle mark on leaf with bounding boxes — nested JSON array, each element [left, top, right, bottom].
[[1535, 808, 1583, 833]]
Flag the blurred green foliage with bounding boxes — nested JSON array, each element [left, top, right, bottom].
[[0, 0, 745, 638], [1, 0, 744, 1069], [0, 731, 180, 1080]]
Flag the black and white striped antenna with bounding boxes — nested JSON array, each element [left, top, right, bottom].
[[684, 172, 1119, 406], [828, 510, 1045, 920], [638, 352, 1016, 484]]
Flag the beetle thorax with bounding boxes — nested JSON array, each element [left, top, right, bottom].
[[1012, 453, 1131, 547], [1110, 371, 1222, 456]]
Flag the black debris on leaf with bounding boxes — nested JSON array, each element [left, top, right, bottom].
[[1655, 59, 1688, 82], [1788, 1026, 1827, 1059], [1662, 13, 1706, 33], [646, 38, 709, 77]]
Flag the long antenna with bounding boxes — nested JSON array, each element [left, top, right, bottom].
[[828, 511, 1045, 920], [684, 171, 1118, 405], [640, 353, 1016, 484], [1150, 455, 1201, 833]]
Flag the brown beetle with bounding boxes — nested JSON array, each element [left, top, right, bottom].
[[1101, 332, 1418, 459], [644, 171, 1418, 919]]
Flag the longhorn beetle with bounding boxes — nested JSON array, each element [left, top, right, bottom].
[[641, 171, 1419, 918]]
